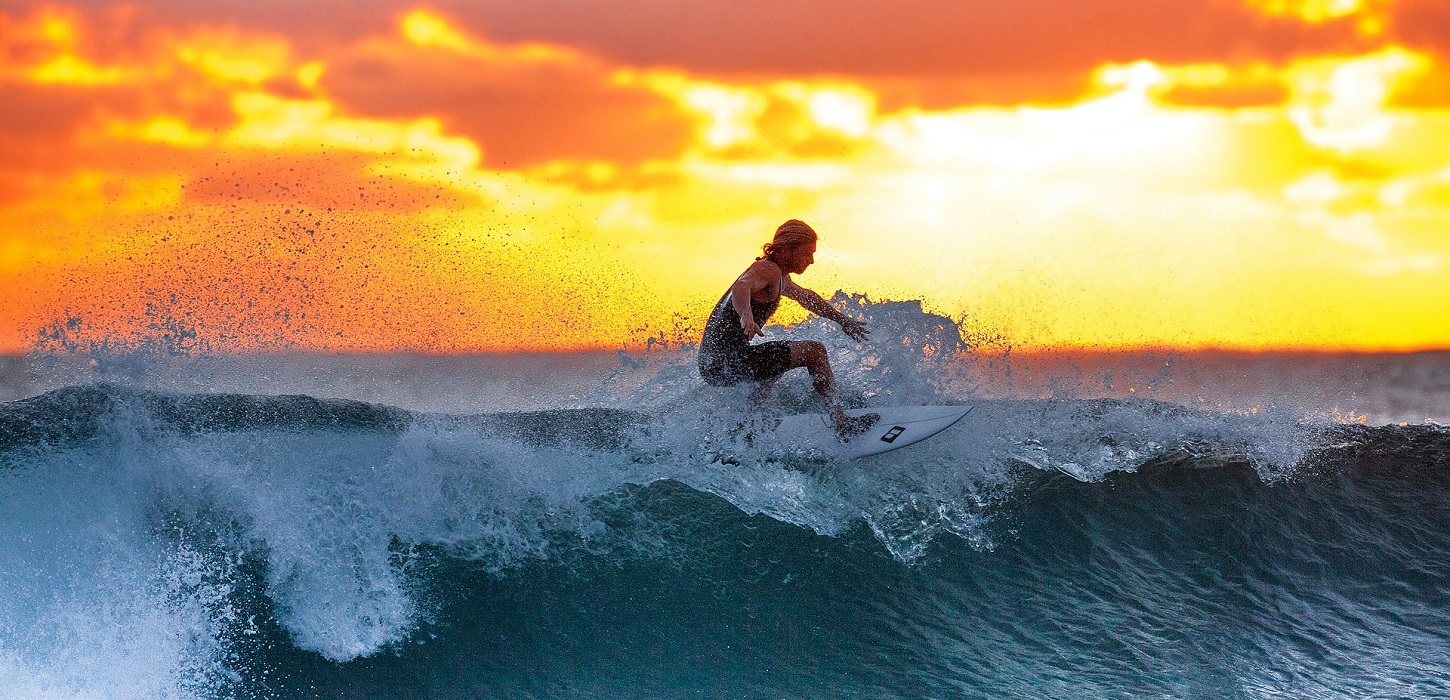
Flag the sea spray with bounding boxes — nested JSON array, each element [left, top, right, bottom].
[[2, 299, 1447, 698]]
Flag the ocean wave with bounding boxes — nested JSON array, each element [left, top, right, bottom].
[[3, 296, 1448, 697], [1, 379, 1447, 697]]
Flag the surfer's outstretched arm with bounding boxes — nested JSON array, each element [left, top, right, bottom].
[[782, 279, 869, 341]]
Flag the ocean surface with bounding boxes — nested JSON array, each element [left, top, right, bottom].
[[2, 302, 1449, 699]]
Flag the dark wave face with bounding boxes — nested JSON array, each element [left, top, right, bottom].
[[2, 310, 1449, 699], [234, 434, 1450, 700]]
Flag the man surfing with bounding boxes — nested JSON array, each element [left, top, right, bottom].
[[697, 219, 880, 436]]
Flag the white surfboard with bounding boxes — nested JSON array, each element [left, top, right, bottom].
[[774, 405, 973, 459]]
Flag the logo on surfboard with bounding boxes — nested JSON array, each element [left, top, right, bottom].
[[880, 426, 906, 443]]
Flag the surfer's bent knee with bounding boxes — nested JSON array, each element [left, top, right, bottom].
[[788, 340, 828, 368]]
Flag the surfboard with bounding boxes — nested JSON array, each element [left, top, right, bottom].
[[774, 405, 973, 459]]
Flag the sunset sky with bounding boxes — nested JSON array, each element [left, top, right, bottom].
[[2, 0, 1448, 352]]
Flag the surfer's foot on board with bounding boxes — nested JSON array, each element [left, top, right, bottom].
[[834, 412, 880, 440]]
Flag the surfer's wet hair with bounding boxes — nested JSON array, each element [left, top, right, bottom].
[[760, 219, 817, 260]]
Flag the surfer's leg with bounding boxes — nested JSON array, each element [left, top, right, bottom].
[[742, 341, 793, 405], [788, 340, 878, 436], [788, 341, 850, 422], [787, 341, 835, 398]]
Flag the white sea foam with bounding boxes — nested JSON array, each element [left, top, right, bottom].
[[0, 427, 237, 699], [0, 296, 1415, 693]]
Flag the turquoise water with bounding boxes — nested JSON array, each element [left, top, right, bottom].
[[3, 307, 1448, 698]]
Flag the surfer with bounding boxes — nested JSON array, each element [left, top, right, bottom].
[[698, 219, 879, 436]]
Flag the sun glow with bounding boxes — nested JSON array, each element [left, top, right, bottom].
[[1, 3, 1448, 353], [1286, 48, 1427, 151]]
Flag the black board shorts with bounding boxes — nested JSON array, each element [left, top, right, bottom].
[[698, 340, 793, 387]]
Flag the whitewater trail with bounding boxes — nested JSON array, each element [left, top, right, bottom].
[[2, 297, 1443, 699]]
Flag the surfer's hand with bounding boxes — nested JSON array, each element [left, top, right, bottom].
[[840, 317, 869, 342], [741, 318, 763, 339]]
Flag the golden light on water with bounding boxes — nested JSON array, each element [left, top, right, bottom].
[[2, 1, 1448, 352]]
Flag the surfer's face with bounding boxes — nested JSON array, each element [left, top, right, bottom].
[[778, 242, 816, 274]]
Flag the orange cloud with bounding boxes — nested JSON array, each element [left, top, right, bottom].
[[318, 10, 694, 168], [2, 2, 1450, 354], [1385, 0, 1450, 62], [416, 0, 1370, 76]]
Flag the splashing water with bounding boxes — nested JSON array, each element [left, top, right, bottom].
[[2, 297, 1448, 698]]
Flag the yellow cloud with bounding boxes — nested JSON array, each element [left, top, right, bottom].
[[173, 31, 292, 84], [397, 9, 583, 65], [4, 5, 1450, 352], [100, 90, 488, 170], [1, 8, 137, 85], [1286, 48, 1429, 152], [106, 116, 213, 147], [1244, 0, 1392, 34]]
